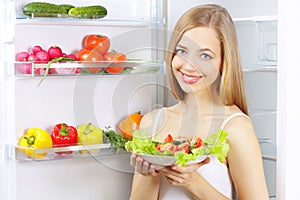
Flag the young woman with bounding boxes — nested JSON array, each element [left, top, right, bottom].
[[129, 4, 269, 200]]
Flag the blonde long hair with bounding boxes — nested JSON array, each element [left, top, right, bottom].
[[166, 4, 248, 115]]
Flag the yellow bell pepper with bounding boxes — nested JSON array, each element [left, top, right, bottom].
[[77, 123, 103, 153], [18, 128, 53, 159]]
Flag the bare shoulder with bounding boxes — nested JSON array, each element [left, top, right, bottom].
[[223, 106, 256, 143]]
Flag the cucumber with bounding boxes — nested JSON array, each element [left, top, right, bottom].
[[23, 2, 74, 17], [58, 4, 75, 12], [68, 5, 107, 19]]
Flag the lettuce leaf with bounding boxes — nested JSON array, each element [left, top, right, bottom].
[[125, 130, 160, 155], [190, 129, 230, 163]]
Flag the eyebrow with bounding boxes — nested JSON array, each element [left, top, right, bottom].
[[176, 44, 216, 55]]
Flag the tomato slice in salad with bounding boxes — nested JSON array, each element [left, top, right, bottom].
[[164, 134, 174, 143], [155, 135, 203, 155]]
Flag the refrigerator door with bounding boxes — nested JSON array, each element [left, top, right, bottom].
[[1, 0, 165, 200]]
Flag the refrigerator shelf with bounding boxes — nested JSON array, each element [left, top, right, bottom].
[[15, 16, 165, 27], [14, 60, 165, 77], [13, 143, 129, 161]]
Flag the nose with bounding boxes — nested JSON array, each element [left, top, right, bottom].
[[181, 59, 200, 72]]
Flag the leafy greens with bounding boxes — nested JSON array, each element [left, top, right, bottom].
[[125, 129, 230, 166]]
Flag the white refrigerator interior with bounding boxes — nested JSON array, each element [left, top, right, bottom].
[[1, 0, 165, 200], [1, 0, 278, 200]]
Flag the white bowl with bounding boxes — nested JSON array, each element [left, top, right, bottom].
[[138, 154, 208, 166]]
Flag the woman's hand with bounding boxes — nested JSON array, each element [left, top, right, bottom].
[[159, 157, 210, 186], [130, 153, 163, 176]]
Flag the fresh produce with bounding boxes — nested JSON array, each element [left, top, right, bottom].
[[16, 52, 32, 74], [23, 2, 71, 17], [48, 45, 63, 60], [18, 127, 53, 158], [84, 34, 110, 55], [103, 126, 131, 152], [103, 51, 127, 74], [119, 111, 143, 139], [32, 45, 43, 55], [77, 123, 103, 153], [59, 4, 75, 12], [154, 134, 202, 154], [15, 45, 77, 76], [37, 56, 77, 86], [51, 123, 78, 154], [68, 5, 107, 19], [77, 48, 103, 73], [35, 50, 50, 63], [16, 51, 30, 61], [125, 129, 230, 166]]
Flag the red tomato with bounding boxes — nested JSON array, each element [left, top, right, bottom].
[[164, 134, 174, 143], [84, 34, 110, 54], [103, 51, 127, 74], [177, 142, 190, 153], [77, 48, 103, 73], [194, 137, 203, 148]]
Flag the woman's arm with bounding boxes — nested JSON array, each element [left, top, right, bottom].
[[130, 173, 161, 200], [225, 115, 269, 199], [129, 110, 163, 200]]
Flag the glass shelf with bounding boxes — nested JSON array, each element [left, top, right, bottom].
[[14, 60, 165, 77], [233, 15, 278, 23], [243, 66, 277, 73], [13, 143, 129, 161], [15, 16, 165, 27]]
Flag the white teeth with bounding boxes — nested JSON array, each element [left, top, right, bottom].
[[182, 73, 200, 82], [183, 74, 197, 81]]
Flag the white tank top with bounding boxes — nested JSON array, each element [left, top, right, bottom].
[[151, 108, 248, 200]]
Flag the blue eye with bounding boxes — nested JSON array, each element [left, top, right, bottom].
[[175, 48, 186, 56], [201, 53, 212, 60]]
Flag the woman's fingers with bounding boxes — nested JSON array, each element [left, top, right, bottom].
[[171, 157, 210, 173], [131, 154, 162, 176], [130, 153, 137, 166]]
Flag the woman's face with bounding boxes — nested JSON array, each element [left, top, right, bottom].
[[171, 27, 222, 94]]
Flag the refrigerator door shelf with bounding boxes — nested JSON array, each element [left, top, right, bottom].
[[12, 143, 131, 162], [13, 60, 165, 77], [15, 0, 165, 26]]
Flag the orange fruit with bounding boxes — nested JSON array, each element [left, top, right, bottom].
[[119, 111, 143, 139]]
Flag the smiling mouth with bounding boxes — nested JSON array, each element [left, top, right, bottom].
[[180, 71, 202, 84]]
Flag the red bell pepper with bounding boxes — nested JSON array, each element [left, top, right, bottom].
[[51, 123, 78, 154]]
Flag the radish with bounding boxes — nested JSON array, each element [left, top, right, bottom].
[[17, 63, 32, 74], [67, 54, 77, 60], [27, 53, 38, 62], [31, 45, 43, 55], [48, 45, 63, 60], [36, 50, 50, 63], [16, 51, 29, 61]]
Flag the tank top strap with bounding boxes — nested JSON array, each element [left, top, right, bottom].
[[151, 108, 165, 139], [220, 112, 249, 130]]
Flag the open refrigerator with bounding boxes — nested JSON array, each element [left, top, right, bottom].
[[0, 0, 166, 200], [0, 0, 278, 200]]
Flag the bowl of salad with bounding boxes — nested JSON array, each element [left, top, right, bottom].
[[125, 129, 230, 166]]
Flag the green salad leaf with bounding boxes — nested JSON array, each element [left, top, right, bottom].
[[190, 129, 230, 163], [125, 129, 230, 166], [125, 130, 160, 155]]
